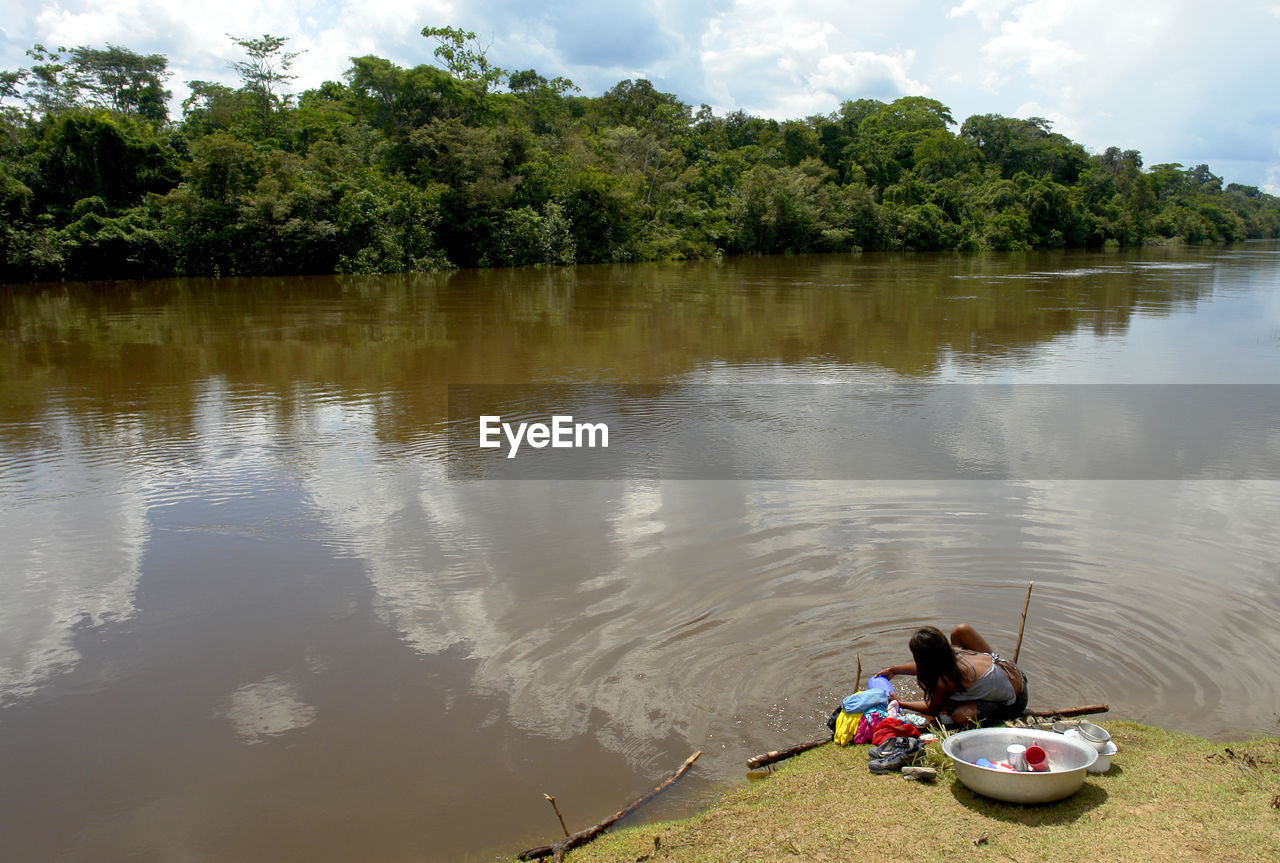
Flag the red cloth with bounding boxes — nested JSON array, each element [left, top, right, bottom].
[[869, 718, 921, 746]]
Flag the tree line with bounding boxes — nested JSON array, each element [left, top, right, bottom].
[[2, 29, 1278, 283]]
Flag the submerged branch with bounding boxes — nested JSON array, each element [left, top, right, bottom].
[[518, 750, 702, 861]]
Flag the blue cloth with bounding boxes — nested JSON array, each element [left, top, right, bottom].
[[868, 675, 896, 697], [842, 689, 889, 714]]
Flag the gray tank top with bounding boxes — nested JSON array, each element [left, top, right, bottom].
[[949, 651, 1019, 705]]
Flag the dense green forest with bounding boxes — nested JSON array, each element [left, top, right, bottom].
[[2, 29, 1279, 282]]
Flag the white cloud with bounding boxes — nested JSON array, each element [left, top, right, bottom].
[[949, 0, 1018, 27], [982, 29, 1082, 80], [808, 49, 928, 99], [972, 0, 1087, 81], [699, 0, 927, 117]]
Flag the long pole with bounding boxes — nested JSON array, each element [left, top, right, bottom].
[[1013, 581, 1034, 664]]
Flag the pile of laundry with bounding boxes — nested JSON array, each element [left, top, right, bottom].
[[827, 675, 935, 776]]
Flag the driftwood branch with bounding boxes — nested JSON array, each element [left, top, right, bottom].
[[517, 750, 702, 862], [1024, 704, 1109, 719], [746, 734, 833, 770], [1013, 581, 1034, 664]]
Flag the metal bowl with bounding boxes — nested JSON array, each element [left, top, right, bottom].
[[942, 728, 1098, 804], [1077, 720, 1112, 749]]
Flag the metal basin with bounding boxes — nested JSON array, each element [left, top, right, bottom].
[[942, 728, 1098, 804]]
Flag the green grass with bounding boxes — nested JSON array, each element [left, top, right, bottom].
[[557, 723, 1279, 863]]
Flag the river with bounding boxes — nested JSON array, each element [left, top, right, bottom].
[[2, 244, 1278, 861]]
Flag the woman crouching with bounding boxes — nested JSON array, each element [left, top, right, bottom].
[[877, 624, 1027, 726]]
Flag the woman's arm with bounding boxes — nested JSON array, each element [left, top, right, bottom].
[[895, 679, 957, 716], [876, 662, 917, 679], [879, 662, 926, 712]]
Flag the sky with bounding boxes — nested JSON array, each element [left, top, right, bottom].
[[3, 0, 1279, 191]]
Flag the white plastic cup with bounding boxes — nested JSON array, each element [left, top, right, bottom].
[[1007, 744, 1027, 772]]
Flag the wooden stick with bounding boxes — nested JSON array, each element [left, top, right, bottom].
[[746, 734, 833, 770], [855, 653, 862, 692], [1013, 581, 1034, 664], [517, 751, 702, 862], [1023, 704, 1108, 719], [544, 794, 569, 838]]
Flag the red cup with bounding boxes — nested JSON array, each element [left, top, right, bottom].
[[1024, 743, 1049, 772]]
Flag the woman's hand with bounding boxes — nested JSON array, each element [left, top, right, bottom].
[[879, 661, 916, 679]]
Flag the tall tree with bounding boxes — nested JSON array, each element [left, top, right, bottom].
[[227, 33, 301, 136], [69, 45, 171, 122], [21, 45, 85, 115], [421, 26, 506, 92]]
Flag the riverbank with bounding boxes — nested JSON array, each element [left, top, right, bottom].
[[563, 722, 1279, 862]]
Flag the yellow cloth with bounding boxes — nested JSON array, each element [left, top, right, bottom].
[[833, 710, 862, 746]]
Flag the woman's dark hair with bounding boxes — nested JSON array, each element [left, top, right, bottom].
[[909, 626, 964, 701]]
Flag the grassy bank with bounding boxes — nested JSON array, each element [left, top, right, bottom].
[[562, 722, 1278, 862]]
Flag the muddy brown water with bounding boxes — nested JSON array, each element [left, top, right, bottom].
[[2, 245, 1279, 861]]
